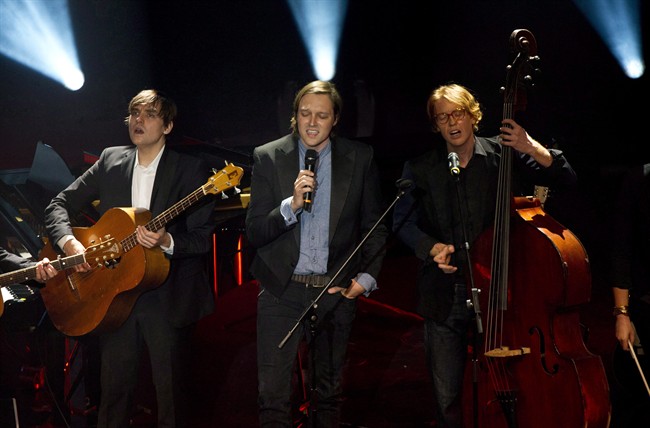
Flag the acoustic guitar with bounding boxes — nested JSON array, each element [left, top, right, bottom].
[[39, 163, 243, 337], [0, 238, 121, 318]]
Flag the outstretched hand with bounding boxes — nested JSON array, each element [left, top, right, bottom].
[[431, 243, 457, 274]]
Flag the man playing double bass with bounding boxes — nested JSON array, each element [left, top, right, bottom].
[[392, 83, 576, 428]]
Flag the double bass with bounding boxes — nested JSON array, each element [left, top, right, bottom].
[[463, 29, 611, 427]]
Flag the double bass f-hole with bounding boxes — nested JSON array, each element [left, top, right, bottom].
[[528, 326, 559, 376]]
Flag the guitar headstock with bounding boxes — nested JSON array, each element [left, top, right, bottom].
[[85, 237, 122, 267], [203, 163, 244, 197]]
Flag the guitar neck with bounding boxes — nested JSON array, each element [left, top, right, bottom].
[[121, 186, 207, 252], [150, 186, 207, 232], [0, 253, 86, 287], [118, 163, 243, 253]]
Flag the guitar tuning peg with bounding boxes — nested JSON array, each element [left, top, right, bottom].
[[223, 160, 228, 166], [211, 168, 217, 174], [234, 186, 241, 194], [221, 192, 229, 199]]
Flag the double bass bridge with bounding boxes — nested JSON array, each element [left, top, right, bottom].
[[485, 346, 531, 358]]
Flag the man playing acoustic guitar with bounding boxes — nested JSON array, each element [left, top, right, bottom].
[[44, 89, 218, 427]]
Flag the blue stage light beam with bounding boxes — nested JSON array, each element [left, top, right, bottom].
[[0, 0, 84, 90], [573, 0, 644, 79], [287, 0, 348, 81]]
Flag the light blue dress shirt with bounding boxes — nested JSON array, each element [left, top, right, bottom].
[[280, 141, 377, 295]]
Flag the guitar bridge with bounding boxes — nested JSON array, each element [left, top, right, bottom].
[[65, 272, 80, 299]]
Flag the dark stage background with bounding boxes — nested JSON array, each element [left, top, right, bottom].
[[2, 0, 648, 168], [1, 1, 649, 426], [2, 0, 649, 298]]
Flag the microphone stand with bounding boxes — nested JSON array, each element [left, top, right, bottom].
[[450, 169, 483, 428], [277, 179, 413, 427]]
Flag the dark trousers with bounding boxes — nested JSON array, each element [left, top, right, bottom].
[[96, 291, 192, 428], [257, 283, 356, 427], [424, 283, 472, 428]]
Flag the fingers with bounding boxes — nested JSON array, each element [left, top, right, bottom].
[[294, 170, 316, 200], [328, 285, 345, 295], [433, 244, 454, 262], [433, 245, 457, 274], [135, 225, 166, 248], [328, 285, 357, 299], [500, 120, 526, 147], [290, 171, 316, 212], [35, 259, 58, 282], [62, 240, 92, 273], [438, 263, 458, 274], [136, 225, 154, 248], [65, 239, 87, 257], [330, 279, 365, 299]]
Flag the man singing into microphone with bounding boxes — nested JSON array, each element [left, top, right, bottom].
[[246, 80, 388, 427], [392, 83, 576, 428]]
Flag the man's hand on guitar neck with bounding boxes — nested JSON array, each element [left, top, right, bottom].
[[63, 238, 92, 273], [34, 258, 59, 282], [135, 226, 172, 252]]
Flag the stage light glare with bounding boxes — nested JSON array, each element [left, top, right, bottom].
[[287, 0, 348, 81], [314, 45, 336, 81], [624, 58, 644, 79], [0, 0, 84, 90], [63, 68, 85, 91], [573, 0, 644, 79]]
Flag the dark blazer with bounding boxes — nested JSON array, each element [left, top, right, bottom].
[[245, 134, 388, 298], [44, 145, 216, 327], [0, 248, 34, 274], [393, 136, 577, 320]]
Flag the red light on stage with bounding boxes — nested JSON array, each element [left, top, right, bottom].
[[236, 234, 243, 286], [212, 233, 218, 297]]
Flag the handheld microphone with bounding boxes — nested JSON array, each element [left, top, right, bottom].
[[304, 149, 318, 212], [448, 152, 460, 176]]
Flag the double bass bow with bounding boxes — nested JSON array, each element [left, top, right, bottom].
[[463, 29, 611, 428]]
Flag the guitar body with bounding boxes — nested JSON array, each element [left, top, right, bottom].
[[39, 162, 243, 337], [1, 238, 120, 320], [40, 207, 170, 336]]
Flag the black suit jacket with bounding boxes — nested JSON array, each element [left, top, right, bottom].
[[0, 249, 34, 274], [44, 145, 216, 328], [393, 136, 577, 320], [245, 134, 388, 298]]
